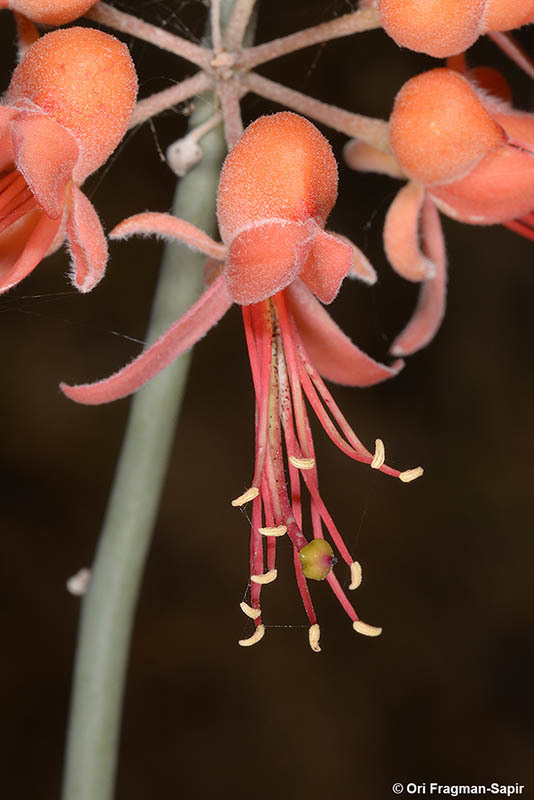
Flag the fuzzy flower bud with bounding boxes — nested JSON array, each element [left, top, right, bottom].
[[0, 27, 137, 294], [0, 0, 97, 24], [389, 68, 506, 186], [6, 26, 137, 183], [378, 0, 534, 58]]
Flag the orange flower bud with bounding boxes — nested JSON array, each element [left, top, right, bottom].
[[217, 111, 338, 242], [378, 0, 534, 57], [6, 27, 137, 182], [389, 68, 506, 186], [0, 27, 137, 294], [1, 0, 97, 24], [483, 0, 534, 32], [378, 0, 486, 57]]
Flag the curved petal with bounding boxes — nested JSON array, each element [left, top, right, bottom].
[[430, 145, 534, 224], [0, 209, 61, 293], [66, 186, 108, 292], [61, 274, 233, 405], [286, 280, 404, 387], [390, 199, 447, 356], [11, 113, 78, 218], [225, 220, 311, 305], [111, 212, 227, 261], [343, 139, 405, 179], [333, 232, 377, 285], [0, 105, 17, 171], [384, 182, 435, 282], [299, 225, 354, 303]]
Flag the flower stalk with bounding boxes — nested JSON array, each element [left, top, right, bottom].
[[60, 73, 228, 800]]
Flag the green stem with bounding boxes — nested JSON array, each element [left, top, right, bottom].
[[60, 85, 227, 800]]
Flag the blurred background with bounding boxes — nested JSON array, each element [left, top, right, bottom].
[[1, 2, 534, 797]]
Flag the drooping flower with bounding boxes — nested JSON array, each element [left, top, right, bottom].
[[345, 67, 534, 356], [0, 26, 137, 294], [0, 0, 97, 24], [61, 112, 423, 650], [376, 0, 534, 58]]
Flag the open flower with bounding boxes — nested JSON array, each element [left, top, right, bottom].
[[345, 67, 534, 356], [0, 26, 137, 294], [61, 112, 423, 649], [0, 0, 97, 24], [377, 0, 534, 58]]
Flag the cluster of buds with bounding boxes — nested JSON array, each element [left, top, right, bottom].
[[1, 0, 533, 649]]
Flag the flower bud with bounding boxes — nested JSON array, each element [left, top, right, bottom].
[[299, 539, 336, 581], [378, 0, 486, 57], [390, 68, 506, 186], [2, 0, 97, 24], [6, 27, 137, 182]]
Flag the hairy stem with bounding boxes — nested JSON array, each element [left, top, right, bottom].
[[60, 73, 227, 800], [239, 6, 380, 70], [129, 72, 213, 129], [243, 71, 391, 152], [224, 0, 257, 50], [86, 1, 211, 69]]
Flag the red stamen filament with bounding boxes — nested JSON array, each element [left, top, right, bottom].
[[0, 169, 37, 233]]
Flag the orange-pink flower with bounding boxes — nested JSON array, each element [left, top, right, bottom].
[[61, 112, 422, 648], [345, 67, 534, 356], [0, 26, 137, 294], [0, 0, 97, 23]]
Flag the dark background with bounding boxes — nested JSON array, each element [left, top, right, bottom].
[[1, 2, 534, 797]]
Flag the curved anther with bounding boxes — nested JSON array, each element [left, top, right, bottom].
[[349, 561, 362, 590], [309, 623, 321, 653], [258, 524, 287, 537], [353, 619, 382, 637], [399, 467, 424, 483], [251, 569, 278, 584], [238, 624, 265, 647], [289, 455, 316, 470], [371, 438, 385, 469], [240, 601, 261, 620], [231, 486, 259, 506]]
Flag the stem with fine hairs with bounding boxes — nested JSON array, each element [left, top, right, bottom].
[[59, 3, 240, 797]]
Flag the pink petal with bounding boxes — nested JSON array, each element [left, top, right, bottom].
[[332, 232, 377, 286], [0, 209, 62, 293], [225, 220, 311, 305], [384, 182, 435, 282], [60, 274, 233, 405], [299, 225, 354, 303], [431, 145, 534, 224], [11, 113, 78, 218], [286, 280, 404, 387], [111, 212, 227, 261], [0, 106, 17, 172], [343, 139, 405, 179], [66, 186, 108, 292], [390, 199, 447, 356]]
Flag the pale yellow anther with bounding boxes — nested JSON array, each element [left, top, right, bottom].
[[353, 620, 382, 637], [231, 486, 259, 506], [240, 602, 261, 620], [349, 561, 362, 590], [309, 623, 321, 653], [258, 524, 287, 537], [289, 455, 316, 470], [238, 624, 265, 647], [371, 438, 385, 469], [399, 466, 424, 483], [251, 569, 278, 585]]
